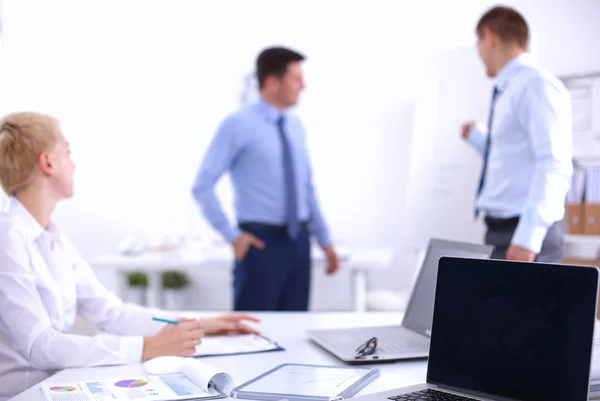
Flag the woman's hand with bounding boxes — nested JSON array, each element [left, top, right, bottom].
[[199, 313, 261, 336], [142, 318, 205, 360]]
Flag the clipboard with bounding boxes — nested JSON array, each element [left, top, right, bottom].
[[230, 363, 380, 401], [192, 334, 285, 358]]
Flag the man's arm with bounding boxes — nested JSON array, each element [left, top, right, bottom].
[[511, 77, 573, 255], [306, 160, 339, 275], [306, 161, 332, 248], [192, 117, 242, 243]]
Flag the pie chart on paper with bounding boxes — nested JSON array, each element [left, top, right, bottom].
[[50, 386, 77, 392], [114, 379, 148, 388]]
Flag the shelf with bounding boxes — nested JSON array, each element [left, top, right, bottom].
[[565, 234, 600, 244]]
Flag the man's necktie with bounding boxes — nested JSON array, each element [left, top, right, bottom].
[[475, 86, 500, 218], [277, 115, 299, 240]]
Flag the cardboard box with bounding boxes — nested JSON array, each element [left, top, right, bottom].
[[584, 203, 600, 235], [561, 259, 600, 268], [566, 203, 584, 234]]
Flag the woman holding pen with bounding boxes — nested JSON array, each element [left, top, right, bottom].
[[0, 112, 260, 401]]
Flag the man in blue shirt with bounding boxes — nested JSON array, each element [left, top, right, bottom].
[[462, 6, 572, 263], [192, 47, 339, 311]]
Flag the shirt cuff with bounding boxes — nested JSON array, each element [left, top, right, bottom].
[[511, 220, 548, 254], [468, 122, 488, 153], [119, 335, 145, 364], [223, 226, 242, 243], [315, 230, 332, 248]]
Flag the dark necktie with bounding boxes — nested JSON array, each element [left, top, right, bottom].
[[276, 116, 299, 240], [475, 86, 500, 218]]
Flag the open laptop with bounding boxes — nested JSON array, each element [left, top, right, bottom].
[[352, 257, 599, 401], [306, 239, 494, 363]]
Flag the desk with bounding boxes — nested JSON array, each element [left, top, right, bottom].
[[90, 247, 394, 312], [12, 312, 427, 401]]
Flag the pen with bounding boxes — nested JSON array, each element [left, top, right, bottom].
[[152, 317, 180, 325], [153, 317, 206, 330]]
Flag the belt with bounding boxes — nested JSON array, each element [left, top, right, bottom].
[[484, 216, 520, 231], [238, 221, 309, 233]]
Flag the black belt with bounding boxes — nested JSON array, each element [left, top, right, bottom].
[[484, 216, 520, 231], [239, 221, 309, 233]]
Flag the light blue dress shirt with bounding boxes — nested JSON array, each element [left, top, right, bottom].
[[468, 53, 573, 253], [192, 99, 332, 247]]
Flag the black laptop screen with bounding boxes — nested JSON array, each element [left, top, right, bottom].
[[427, 257, 598, 401]]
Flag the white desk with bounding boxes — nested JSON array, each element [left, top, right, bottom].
[[91, 250, 207, 309], [12, 312, 427, 401], [90, 247, 394, 312]]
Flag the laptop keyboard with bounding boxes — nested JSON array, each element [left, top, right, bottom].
[[388, 389, 479, 400], [338, 327, 429, 353]]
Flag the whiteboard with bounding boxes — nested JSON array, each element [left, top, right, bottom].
[[404, 46, 491, 246]]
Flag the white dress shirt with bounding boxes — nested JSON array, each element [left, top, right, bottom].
[[468, 53, 573, 253], [0, 198, 165, 400]]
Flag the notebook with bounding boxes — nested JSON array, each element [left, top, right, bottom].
[[40, 362, 378, 401]]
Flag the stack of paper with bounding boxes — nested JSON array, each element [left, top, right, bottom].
[[591, 338, 600, 399], [586, 169, 600, 204], [588, 322, 600, 400], [568, 166, 586, 203]]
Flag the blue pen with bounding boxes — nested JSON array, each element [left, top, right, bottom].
[[152, 317, 180, 325]]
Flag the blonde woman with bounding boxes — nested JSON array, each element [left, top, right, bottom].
[[0, 112, 259, 400]]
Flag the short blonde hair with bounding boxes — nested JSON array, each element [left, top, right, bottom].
[[0, 112, 61, 195]]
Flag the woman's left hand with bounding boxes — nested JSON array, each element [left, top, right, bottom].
[[199, 313, 261, 336]]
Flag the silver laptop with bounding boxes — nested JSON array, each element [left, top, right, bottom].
[[306, 239, 494, 363], [351, 257, 599, 401]]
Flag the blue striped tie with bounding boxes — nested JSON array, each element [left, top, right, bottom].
[[475, 86, 500, 218], [277, 116, 299, 240]]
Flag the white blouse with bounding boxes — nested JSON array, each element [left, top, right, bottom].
[[0, 198, 164, 400]]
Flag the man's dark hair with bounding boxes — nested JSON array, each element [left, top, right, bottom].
[[476, 6, 529, 48], [256, 47, 305, 89]]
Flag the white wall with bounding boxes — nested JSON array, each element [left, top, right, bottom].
[[1, 0, 600, 304]]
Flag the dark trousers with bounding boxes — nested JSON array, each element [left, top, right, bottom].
[[233, 222, 311, 311], [484, 216, 565, 263]]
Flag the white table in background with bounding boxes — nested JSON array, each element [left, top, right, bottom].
[[12, 312, 426, 401], [90, 247, 394, 312], [90, 251, 207, 308]]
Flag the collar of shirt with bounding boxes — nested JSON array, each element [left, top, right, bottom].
[[255, 97, 287, 123], [494, 52, 535, 92], [8, 197, 60, 244]]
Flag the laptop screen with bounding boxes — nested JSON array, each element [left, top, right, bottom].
[[427, 257, 598, 401], [402, 240, 493, 336]]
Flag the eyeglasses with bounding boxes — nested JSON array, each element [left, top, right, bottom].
[[355, 336, 377, 359]]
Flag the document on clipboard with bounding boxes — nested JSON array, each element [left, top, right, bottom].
[[193, 334, 284, 358]]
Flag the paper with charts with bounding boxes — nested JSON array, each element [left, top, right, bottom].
[[40, 359, 234, 401]]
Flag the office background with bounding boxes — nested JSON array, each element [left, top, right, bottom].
[[0, 0, 599, 310]]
